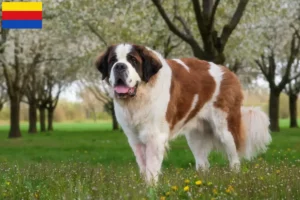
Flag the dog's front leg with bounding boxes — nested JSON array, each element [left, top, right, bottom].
[[128, 139, 146, 176], [143, 134, 168, 185]]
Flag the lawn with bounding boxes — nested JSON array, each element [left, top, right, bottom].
[[0, 120, 299, 199]]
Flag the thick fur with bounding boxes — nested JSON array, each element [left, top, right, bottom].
[[96, 44, 272, 184], [240, 107, 272, 160]]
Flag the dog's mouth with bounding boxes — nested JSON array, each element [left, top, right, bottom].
[[114, 78, 138, 98]]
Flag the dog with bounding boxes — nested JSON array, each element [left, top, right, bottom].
[[96, 43, 272, 184]]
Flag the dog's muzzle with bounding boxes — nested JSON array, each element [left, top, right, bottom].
[[113, 63, 138, 98]]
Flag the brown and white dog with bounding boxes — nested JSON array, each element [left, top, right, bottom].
[[96, 44, 272, 184]]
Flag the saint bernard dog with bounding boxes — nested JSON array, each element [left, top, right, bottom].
[[96, 43, 272, 184]]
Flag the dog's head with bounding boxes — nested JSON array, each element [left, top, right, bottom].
[[96, 44, 162, 99]]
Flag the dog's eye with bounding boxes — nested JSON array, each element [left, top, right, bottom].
[[128, 55, 137, 65], [110, 56, 117, 64]]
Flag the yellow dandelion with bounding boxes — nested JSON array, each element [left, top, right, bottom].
[[160, 196, 166, 200], [226, 185, 234, 194], [171, 186, 178, 191], [34, 192, 39, 198], [184, 179, 190, 184], [195, 180, 202, 186], [212, 188, 218, 195], [183, 186, 189, 192], [5, 181, 10, 186], [166, 192, 170, 196]]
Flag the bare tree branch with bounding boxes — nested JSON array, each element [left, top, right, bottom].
[[13, 37, 22, 87], [220, 0, 249, 51], [173, 0, 193, 36], [203, 0, 214, 20], [289, 72, 300, 82], [86, 23, 108, 47], [151, 0, 197, 45], [163, 35, 182, 58], [0, 55, 14, 97], [191, 0, 206, 40], [255, 57, 270, 82], [278, 31, 300, 90], [208, 0, 220, 31], [89, 86, 111, 103], [79, 78, 111, 103], [37, 57, 63, 64], [174, 15, 193, 36]]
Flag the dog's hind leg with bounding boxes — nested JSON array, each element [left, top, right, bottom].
[[185, 119, 213, 171], [210, 108, 240, 171]]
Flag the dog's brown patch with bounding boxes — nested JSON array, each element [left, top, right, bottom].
[[213, 66, 245, 150], [165, 58, 216, 132]]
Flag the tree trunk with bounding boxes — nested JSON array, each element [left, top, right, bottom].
[[8, 97, 22, 138], [47, 108, 54, 131], [28, 101, 37, 133], [112, 104, 118, 130], [269, 90, 280, 132], [39, 107, 46, 132], [289, 93, 299, 128]]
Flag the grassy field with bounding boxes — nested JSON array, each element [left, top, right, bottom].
[[0, 120, 299, 199]]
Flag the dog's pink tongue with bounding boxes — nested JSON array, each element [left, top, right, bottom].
[[114, 86, 130, 93]]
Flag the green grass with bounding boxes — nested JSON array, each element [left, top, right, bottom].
[[0, 120, 300, 199]]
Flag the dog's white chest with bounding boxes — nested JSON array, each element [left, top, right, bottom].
[[114, 98, 154, 132]]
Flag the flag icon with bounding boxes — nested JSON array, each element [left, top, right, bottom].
[[1, 2, 43, 29]]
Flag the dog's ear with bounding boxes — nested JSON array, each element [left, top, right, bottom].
[[95, 46, 114, 80], [134, 45, 162, 82]]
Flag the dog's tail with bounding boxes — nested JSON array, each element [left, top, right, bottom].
[[239, 107, 272, 160]]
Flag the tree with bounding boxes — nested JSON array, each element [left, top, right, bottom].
[[37, 79, 47, 132], [23, 42, 50, 134], [0, 67, 7, 112], [24, 70, 39, 134], [45, 73, 63, 132], [77, 86, 107, 122], [79, 76, 118, 130], [0, 78, 7, 112], [36, 60, 76, 132], [151, 0, 249, 64], [255, 29, 300, 131], [0, 30, 43, 138], [286, 2, 300, 129], [286, 81, 300, 128], [286, 57, 300, 128]]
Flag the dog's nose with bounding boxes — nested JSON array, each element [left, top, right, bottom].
[[114, 63, 127, 72]]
